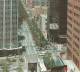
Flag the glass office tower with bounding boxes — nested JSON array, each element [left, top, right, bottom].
[[0, 0, 19, 49]]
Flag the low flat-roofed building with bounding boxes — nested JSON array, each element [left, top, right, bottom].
[[51, 55, 67, 72]]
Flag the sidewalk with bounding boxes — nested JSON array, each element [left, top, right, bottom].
[[63, 60, 80, 72]]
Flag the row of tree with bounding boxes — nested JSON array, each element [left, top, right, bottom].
[[27, 16, 48, 48]]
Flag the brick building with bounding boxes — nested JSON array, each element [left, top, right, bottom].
[[67, 0, 80, 69]]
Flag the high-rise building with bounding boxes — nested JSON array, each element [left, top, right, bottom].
[[47, 0, 67, 44], [67, 0, 80, 69], [0, 0, 19, 49]]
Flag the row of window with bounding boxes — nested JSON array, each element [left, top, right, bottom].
[[73, 47, 79, 57], [0, 5, 17, 9], [73, 33, 79, 42], [67, 37, 79, 56], [67, 36, 79, 51], [67, 33, 72, 41], [67, 21, 72, 28], [0, 38, 18, 41], [68, 3, 80, 18], [73, 54, 80, 68], [0, 23, 17, 26], [0, 38, 18, 42], [68, 2, 73, 8], [68, 13, 80, 27], [0, 24, 17, 28], [67, 14, 73, 21], [0, 30, 17, 33], [73, 26, 79, 34], [68, 8, 73, 14], [73, 18, 80, 26], [67, 23, 79, 43], [67, 27, 72, 36], [67, 47, 72, 59], [67, 38, 72, 48], [0, 19, 17, 23], [4, 11, 17, 14], [74, 5, 80, 11], [68, 8, 80, 18], [76, 0, 80, 2], [5, 21, 17, 24], [74, 12, 80, 18]]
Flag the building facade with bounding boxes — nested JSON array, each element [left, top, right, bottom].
[[0, 0, 20, 49], [27, 0, 48, 8], [32, 0, 48, 6], [32, 6, 47, 17], [67, 0, 80, 69], [47, 0, 67, 43]]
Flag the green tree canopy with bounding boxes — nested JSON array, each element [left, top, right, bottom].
[[43, 52, 55, 69]]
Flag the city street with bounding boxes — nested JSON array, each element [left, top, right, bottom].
[[20, 20, 38, 72], [19, 5, 80, 72]]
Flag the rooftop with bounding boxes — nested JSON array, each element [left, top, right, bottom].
[[52, 55, 65, 67]]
